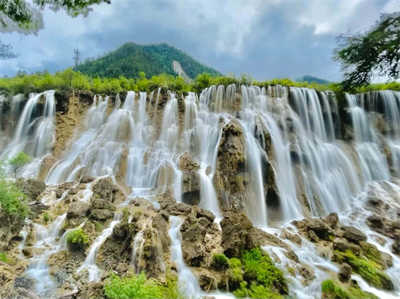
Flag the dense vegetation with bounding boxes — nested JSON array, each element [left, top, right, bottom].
[[75, 42, 221, 79], [0, 69, 399, 98], [296, 75, 331, 85]]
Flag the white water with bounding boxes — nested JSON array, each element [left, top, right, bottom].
[[169, 216, 202, 299], [6, 87, 400, 298]]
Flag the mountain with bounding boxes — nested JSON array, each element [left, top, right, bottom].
[[75, 42, 221, 79], [297, 75, 331, 84]]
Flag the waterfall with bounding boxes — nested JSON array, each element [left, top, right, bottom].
[[168, 216, 202, 299]]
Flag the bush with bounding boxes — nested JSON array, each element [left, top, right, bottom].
[[9, 152, 31, 177], [0, 252, 7, 263], [226, 248, 288, 299], [212, 253, 229, 270], [0, 178, 29, 220], [66, 228, 89, 251]]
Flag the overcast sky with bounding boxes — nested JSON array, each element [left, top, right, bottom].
[[1, 0, 399, 81]]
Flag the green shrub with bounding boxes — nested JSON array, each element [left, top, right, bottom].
[[42, 212, 50, 223], [226, 248, 288, 299], [0, 178, 29, 220], [9, 152, 31, 177], [66, 228, 89, 250], [104, 273, 163, 299], [212, 253, 229, 270]]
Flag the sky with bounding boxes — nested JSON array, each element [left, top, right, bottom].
[[1, 0, 400, 81]]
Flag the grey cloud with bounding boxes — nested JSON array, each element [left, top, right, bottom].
[[0, 0, 396, 81]]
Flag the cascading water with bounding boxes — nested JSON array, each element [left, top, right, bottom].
[[6, 85, 400, 298]]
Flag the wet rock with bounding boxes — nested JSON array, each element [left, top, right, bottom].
[[89, 209, 114, 221], [220, 211, 253, 257], [92, 177, 124, 203], [179, 152, 200, 172], [280, 229, 302, 245], [194, 269, 220, 292], [16, 179, 46, 201], [80, 176, 95, 184], [338, 263, 352, 282], [91, 198, 115, 211], [342, 226, 367, 243], [392, 240, 400, 255], [325, 213, 339, 228], [213, 121, 247, 211], [333, 238, 361, 255], [67, 201, 90, 219], [14, 276, 34, 290], [366, 215, 384, 230]]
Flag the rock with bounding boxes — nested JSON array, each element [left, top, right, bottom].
[[213, 121, 247, 211], [342, 226, 367, 243], [338, 263, 352, 282], [92, 177, 124, 203], [325, 213, 339, 228], [90, 198, 115, 211], [220, 211, 253, 257], [366, 215, 384, 230], [280, 229, 302, 245], [195, 269, 219, 291], [22, 248, 33, 258], [80, 176, 95, 184], [179, 152, 200, 172], [15, 179, 46, 201], [333, 238, 361, 255], [14, 276, 35, 290], [392, 241, 400, 255], [67, 201, 90, 219], [89, 209, 114, 221]]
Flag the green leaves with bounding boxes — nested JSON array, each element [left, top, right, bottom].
[[0, 178, 29, 219], [336, 13, 400, 89]]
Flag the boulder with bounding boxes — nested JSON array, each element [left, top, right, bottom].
[[89, 209, 114, 221], [342, 226, 367, 243], [338, 263, 352, 282], [15, 179, 46, 201], [67, 201, 90, 219], [366, 215, 384, 230]]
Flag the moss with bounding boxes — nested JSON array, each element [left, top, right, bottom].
[[360, 242, 385, 269], [334, 250, 393, 290], [0, 252, 7, 263], [321, 279, 378, 299], [104, 272, 183, 299], [227, 257, 243, 288], [43, 212, 50, 224], [66, 228, 89, 251], [227, 248, 288, 299], [212, 253, 229, 270]]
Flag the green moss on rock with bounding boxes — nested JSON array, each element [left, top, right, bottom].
[[333, 250, 393, 290], [321, 279, 378, 299], [66, 228, 89, 251], [227, 248, 288, 299]]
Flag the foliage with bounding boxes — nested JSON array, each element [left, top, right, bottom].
[[227, 248, 287, 299], [321, 279, 378, 299], [334, 250, 393, 290], [212, 253, 229, 270], [0, 0, 110, 33], [75, 42, 221, 80], [0, 176, 29, 219], [336, 13, 400, 89], [43, 212, 50, 223], [104, 273, 182, 299], [9, 152, 31, 177], [66, 228, 89, 250]]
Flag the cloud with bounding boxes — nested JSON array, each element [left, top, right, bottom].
[[0, 0, 396, 81]]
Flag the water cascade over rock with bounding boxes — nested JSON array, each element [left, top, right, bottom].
[[1, 86, 400, 298]]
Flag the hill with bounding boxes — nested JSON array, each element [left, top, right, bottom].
[[297, 75, 331, 84], [75, 42, 221, 79]]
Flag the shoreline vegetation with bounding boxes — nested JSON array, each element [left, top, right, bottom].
[[1, 69, 399, 98]]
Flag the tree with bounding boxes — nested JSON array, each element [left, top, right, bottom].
[[336, 13, 400, 89], [9, 152, 31, 177], [73, 48, 81, 68], [0, 0, 111, 33]]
